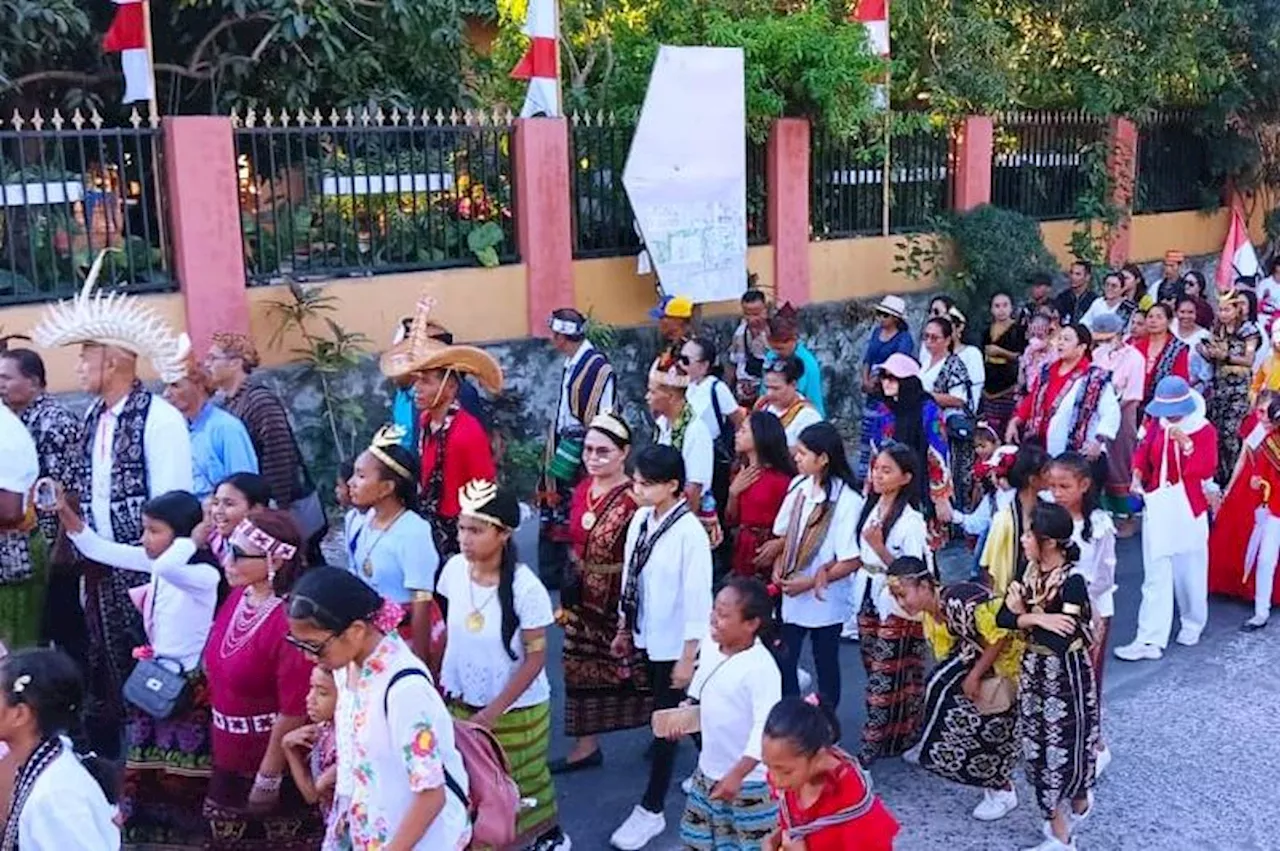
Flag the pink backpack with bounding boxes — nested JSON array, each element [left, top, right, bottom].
[[385, 670, 520, 848]]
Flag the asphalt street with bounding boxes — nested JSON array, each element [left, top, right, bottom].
[[545, 534, 1280, 851]]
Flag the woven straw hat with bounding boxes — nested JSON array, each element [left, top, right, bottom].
[[378, 297, 503, 393]]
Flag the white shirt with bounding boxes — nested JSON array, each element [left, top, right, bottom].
[[435, 555, 554, 709], [556, 341, 615, 433], [18, 744, 121, 850], [687, 376, 739, 442], [348, 634, 470, 851], [0, 403, 38, 505], [90, 394, 193, 542], [620, 503, 713, 662], [771, 477, 863, 628], [758, 399, 823, 448], [1043, 375, 1121, 456], [955, 344, 986, 410], [920, 352, 972, 410], [66, 533, 216, 669], [1071, 510, 1117, 619], [656, 411, 714, 490], [689, 639, 781, 783], [857, 501, 929, 621]]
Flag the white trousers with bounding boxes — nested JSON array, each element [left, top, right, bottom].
[[1253, 512, 1280, 620], [1136, 514, 1209, 648]]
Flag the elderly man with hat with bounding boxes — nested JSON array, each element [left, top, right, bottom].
[[537, 307, 616, 574], [1089, 311, 1146, 534], [31, 250, 194, 758], [381, 297, 502, 569], [1115, 375, 1217, 662]]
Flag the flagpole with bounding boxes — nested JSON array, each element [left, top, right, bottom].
[[140, 0, 168, 272], [553, 0, 563, 116]]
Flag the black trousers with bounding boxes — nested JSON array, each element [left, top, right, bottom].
[[641, 659, 684, 813], [779, 622, 843, 708]]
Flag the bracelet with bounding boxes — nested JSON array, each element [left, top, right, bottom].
[[523, 636, 547, 653], [253, 773, 282, 792], [411, 589, 433, 603]]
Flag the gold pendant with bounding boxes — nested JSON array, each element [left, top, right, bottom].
[[581, 511, 597, 531], [465, 610, 486, 632], [362, 558, 374, 578]]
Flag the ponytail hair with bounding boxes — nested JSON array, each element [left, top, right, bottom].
[[497, 539, 521, 661], [1049, 452, 1101, 541], [764, 697, 841, 757], [1030, 502, 1081, 563], [722, 576, 775, 647]]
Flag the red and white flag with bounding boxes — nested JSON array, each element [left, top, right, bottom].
[[510, 0, 560, 117], [1217, 201, 1260, 292], [851, 0, 890, 108], [103, 0, 153, 104]]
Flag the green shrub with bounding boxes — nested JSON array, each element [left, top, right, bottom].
[[945, 204, 1059, 315]]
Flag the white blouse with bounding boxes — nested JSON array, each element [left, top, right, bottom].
[[18, 744, 121, 850], [759, 400, 824, 448], [620, 503, 714, 662], [435, 555, 554, 709], [857, 501, 929, 621], [66, 532, 217, 669], [771, 477, 863, 628], [1071, 510, 1117, 619], [689, 639, 781, 784]]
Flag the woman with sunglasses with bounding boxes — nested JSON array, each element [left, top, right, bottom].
[[201, 510, 322, 851], [754, 356, 822, 448], [285, 566, 471, 851]]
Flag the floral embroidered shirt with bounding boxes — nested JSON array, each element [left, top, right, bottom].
[[348, 632, 470, 851]]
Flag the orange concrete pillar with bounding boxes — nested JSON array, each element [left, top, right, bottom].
[[162, 116, 250, 350], [513, 117, 573, 338], [1105, 117, 1139, 267], [767, 118, 812, 306], [952, 115, 993, 211]]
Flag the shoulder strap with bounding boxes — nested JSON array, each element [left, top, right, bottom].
[[384, 668, 470, 811]]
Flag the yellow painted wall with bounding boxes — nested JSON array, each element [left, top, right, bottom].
[[810, 235, 938, 304], [1127, 209, 1229, 263], [11, 293, 187, 394]]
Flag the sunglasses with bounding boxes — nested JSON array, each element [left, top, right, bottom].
[[284, 631, 338, 658], [228, 544, 266, 561]]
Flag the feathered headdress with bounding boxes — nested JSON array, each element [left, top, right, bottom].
[[31, 251, 186, 382]]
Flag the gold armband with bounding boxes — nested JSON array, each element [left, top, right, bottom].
[[411, 590, 433, 603], [523, 636, 547, 653]]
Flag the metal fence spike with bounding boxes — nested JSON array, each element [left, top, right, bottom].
[[29, 110, 45, 132], [128, 107, 142, 128], [390, 108, 401, 126], [51, 109, 66, 131], [71, 107, 86, 130], [263, 107, 276, 127], [89, 107, 104, 129], [374, 106, 386, 126], [343, 107, 356, 127]]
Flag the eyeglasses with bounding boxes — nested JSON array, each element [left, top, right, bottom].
[[284, 632, 338, 658], [228, 544, 265, 562], [582, 445, 617, 457], [922, 333, 945, 342], [677, 355, 692, 366]]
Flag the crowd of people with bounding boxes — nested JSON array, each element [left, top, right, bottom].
[[0, 246, 1271, 851]]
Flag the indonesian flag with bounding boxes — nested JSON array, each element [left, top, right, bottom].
[[1216, 201, 1260, 292], [103, 0, 153, 104], [510, 0, 560, 117], [851, 0, 890, 108]]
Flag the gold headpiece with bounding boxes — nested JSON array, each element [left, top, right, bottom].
[[648, 359, 690, 390], [379, 296, 503, 393], [368, 424, 413, 481], [32, 251, 185, 382], [588, 412, 631, 445], [457, 479, 518, 529]]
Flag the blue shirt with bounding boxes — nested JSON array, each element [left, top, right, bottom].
[[764, 342, 826, 417], [863, 328, 915, 370], [189, 401, 259, 499], [346, 508, 438, 602]]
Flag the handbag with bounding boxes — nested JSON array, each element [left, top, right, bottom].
[[972, 675, 1016, 716], [1143, 430, 1200, 560], [123, 656, 192, 720]]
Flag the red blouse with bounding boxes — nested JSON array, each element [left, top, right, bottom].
[[418, 408, 496, 518], [778, 754, 899, 851], [729, 469, 792, 580]]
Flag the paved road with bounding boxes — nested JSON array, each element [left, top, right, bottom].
[[545, 534, 1280, 850]]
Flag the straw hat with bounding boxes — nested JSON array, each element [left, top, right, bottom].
[[874, 294, 907, 320], [379, 297, 503, 393]]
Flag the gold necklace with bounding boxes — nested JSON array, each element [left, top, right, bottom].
[[359, 507, 408, 578], [465, 564, 500, 633]]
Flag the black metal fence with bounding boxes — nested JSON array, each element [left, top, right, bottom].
[[889, 124, 951, 232], [569, 115, 770, 257], [810, 131, 885, 238], [1136, 112, 1214, 213], [991, 111, 1106, 221], [234, 108, 518, 285], [0, 109, 172, 305]]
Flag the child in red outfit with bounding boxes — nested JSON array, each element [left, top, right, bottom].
[[762, 697, 898, 851]]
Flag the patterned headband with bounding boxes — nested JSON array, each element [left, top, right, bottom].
[[368, 424, 413, 481], [230, 518, 298, 561]]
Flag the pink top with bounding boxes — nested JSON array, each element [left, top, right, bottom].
[[1093, 342, 1146, 403], [203, 587, 314, 774]]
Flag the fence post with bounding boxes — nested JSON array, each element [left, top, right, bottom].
[[1105, 117, 1139, 267], [952, 115, 993, 211], [513, 117, 573, 338], [162, 116, 250, 350], [767, 118, 812, 306]]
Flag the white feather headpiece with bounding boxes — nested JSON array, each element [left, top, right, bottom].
[[31, 251, 186, 383]]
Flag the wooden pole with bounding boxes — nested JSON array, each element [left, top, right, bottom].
[[881, 80, 892, 237], [553, 0, 564, 117]]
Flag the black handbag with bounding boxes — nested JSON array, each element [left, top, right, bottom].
[[123, 656, 192, 719]]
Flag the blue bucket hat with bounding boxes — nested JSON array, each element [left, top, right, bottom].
[[1145, 375, 1196, 419]]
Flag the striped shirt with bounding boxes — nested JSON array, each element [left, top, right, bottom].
[[220, 380, 303, 505]]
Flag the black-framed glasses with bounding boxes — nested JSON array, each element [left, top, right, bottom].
[[677, 354, 693, 366], [228, 544, 266, 562], [284, 632, 338, 658]]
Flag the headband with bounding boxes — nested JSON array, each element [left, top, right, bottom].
[[589, 412, 631, 445], [368, 424, 413, 481], [549, 316, 585, 336], [230, 518, 298, 561], [457, 480, 514, 530]]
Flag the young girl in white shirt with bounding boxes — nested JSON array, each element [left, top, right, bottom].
[[854, 443, 931, 766], [435, 480, 567, 851], [677, 577, 782, 851], [52, 485, 221, 848], [0, 648, 121, 850], [771, 422, 862, 709]]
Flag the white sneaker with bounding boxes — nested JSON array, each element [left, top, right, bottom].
[[971, 787, 1018, 821], [1174, 628, 1200, 647], [1094, 744, 1112, 779], [901, 742, 922, 765], [1022, 836, 1075, 851], [680, 774, 694, 795], [1069, 790, 1096, 826], [1113, 641, 1162, 661], [610, 806, 666, 850], [841, 619, 860, 641]]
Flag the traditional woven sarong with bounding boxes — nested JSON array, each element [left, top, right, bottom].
[[680, 768, 777, 851], [857, 590, 925, 764]]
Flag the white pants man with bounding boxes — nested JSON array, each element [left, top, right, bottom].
[[1246, 509, 1280, 628], [1115, 513, 1209, 660]]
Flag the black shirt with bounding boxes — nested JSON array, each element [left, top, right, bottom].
[[1053, 287, 1098, 325]]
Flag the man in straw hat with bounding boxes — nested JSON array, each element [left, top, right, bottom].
[[381, 297, 502, 569], [30, 250, 193, 758], [389, 315, 489, 450]]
